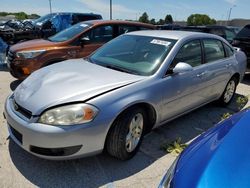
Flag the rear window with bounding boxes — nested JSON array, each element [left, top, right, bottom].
[[236, 25, 250, 38], [139, 27, 153, 30], [210, 29, 225, 38], [118, 25, 138, 35], [76, 14, 101, 22], [203, 39, 225, 63]]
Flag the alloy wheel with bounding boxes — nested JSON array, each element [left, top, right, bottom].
[[224, 80, 236, 103], [125, 113, 144, 152]]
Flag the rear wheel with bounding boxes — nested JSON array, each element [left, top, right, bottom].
[[218, 77, 238, 105], [106, 107, 147, 160]]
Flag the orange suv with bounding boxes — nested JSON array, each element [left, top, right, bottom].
[[7, 20, 155, 79]]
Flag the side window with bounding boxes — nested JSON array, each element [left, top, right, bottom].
[[203, 39, 225, 63], [172, 40, 202, 67], [75, 15, 95, 22], [225, 29, 236, 42], [139, 27, 152, 30], [83, 25, 113, 43], [224, 43, 234, 57], [210, 29, 225, 38], [118, 25, 138, 35]]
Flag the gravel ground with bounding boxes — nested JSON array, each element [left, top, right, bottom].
[[0, 65, 250, 188]]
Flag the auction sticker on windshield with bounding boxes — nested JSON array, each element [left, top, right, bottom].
[[150, 39, 171, 46]]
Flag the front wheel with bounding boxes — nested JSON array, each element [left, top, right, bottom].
[[106, 107, 147, 160], [218, 77, 238, 105]]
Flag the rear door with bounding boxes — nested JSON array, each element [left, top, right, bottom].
[[201, 39, 233, 98]]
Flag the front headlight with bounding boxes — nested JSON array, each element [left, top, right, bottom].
[[16, 49, 46, 59], [159, 157, 179, 188], [38, 104, 98, 126]]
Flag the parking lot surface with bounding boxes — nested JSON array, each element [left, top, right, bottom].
[[0, 65, 250, 188]]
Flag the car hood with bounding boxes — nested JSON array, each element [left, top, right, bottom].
[[10, 39, 58, 52], [14, 59, 145, 115], [174, 110, 250, 188]]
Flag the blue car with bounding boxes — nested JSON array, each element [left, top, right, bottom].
[[159, 109, 250, 188]]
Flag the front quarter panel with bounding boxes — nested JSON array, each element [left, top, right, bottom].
[[87, 77, 163, 129]]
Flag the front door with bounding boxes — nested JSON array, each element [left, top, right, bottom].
[[77, 25, 114, 58], [159, 39, 212, 122]]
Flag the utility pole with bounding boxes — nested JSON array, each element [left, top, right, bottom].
[[227, 5, 236, 25], [49, 0, 52, 14], [110, 0, 112, 20]]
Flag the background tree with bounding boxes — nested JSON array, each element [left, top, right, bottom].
[[0, 12, 40, 20], [139, 12, 149, 23], [149, 18, 156, 25], [187, 14, 216, 26], [164, 14, 173, 24], [15, 12, 28, 20], [157, 19, 165, 25], [28, 14, 40, 19]]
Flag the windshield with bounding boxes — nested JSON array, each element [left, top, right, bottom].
[[89, 35, 176, 76], [33, 13, 56, 26], [48, 22, 91, 42], [236, 25, 250, 39]]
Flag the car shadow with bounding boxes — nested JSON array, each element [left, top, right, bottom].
[[8, 93, 248, 188]]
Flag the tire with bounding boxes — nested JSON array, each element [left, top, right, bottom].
[[218, 76, 238, 105], [106, 107, 147, 160]]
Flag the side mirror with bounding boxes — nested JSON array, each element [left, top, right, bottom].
[[80, 36, 90, 44], [173, 62, 193, 74]]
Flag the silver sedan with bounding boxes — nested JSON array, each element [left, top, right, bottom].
[[4, 31, 247, 160]]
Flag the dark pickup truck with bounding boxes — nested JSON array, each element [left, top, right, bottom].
[[232, 24, 250, 71]]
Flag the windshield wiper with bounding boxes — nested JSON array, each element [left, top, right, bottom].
[[87, 58, 140, 75], [105, 65, 140, 75]]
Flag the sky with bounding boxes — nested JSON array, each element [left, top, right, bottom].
[[0, 0, 249, 21]]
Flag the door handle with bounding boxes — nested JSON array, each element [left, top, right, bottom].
[[68, 50, 77, 57], [196, 72, 206, 78]]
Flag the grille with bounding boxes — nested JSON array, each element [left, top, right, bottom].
[[7, 50, 15, 64], [13, 100, 32, 119], [30, 145, 82, 156]]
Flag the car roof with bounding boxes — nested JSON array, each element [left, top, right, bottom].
[[189, 25, 227, 29], [53, 12, 102, 16], [125, 30, 222, 40], [82, 20, 155, 28]]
